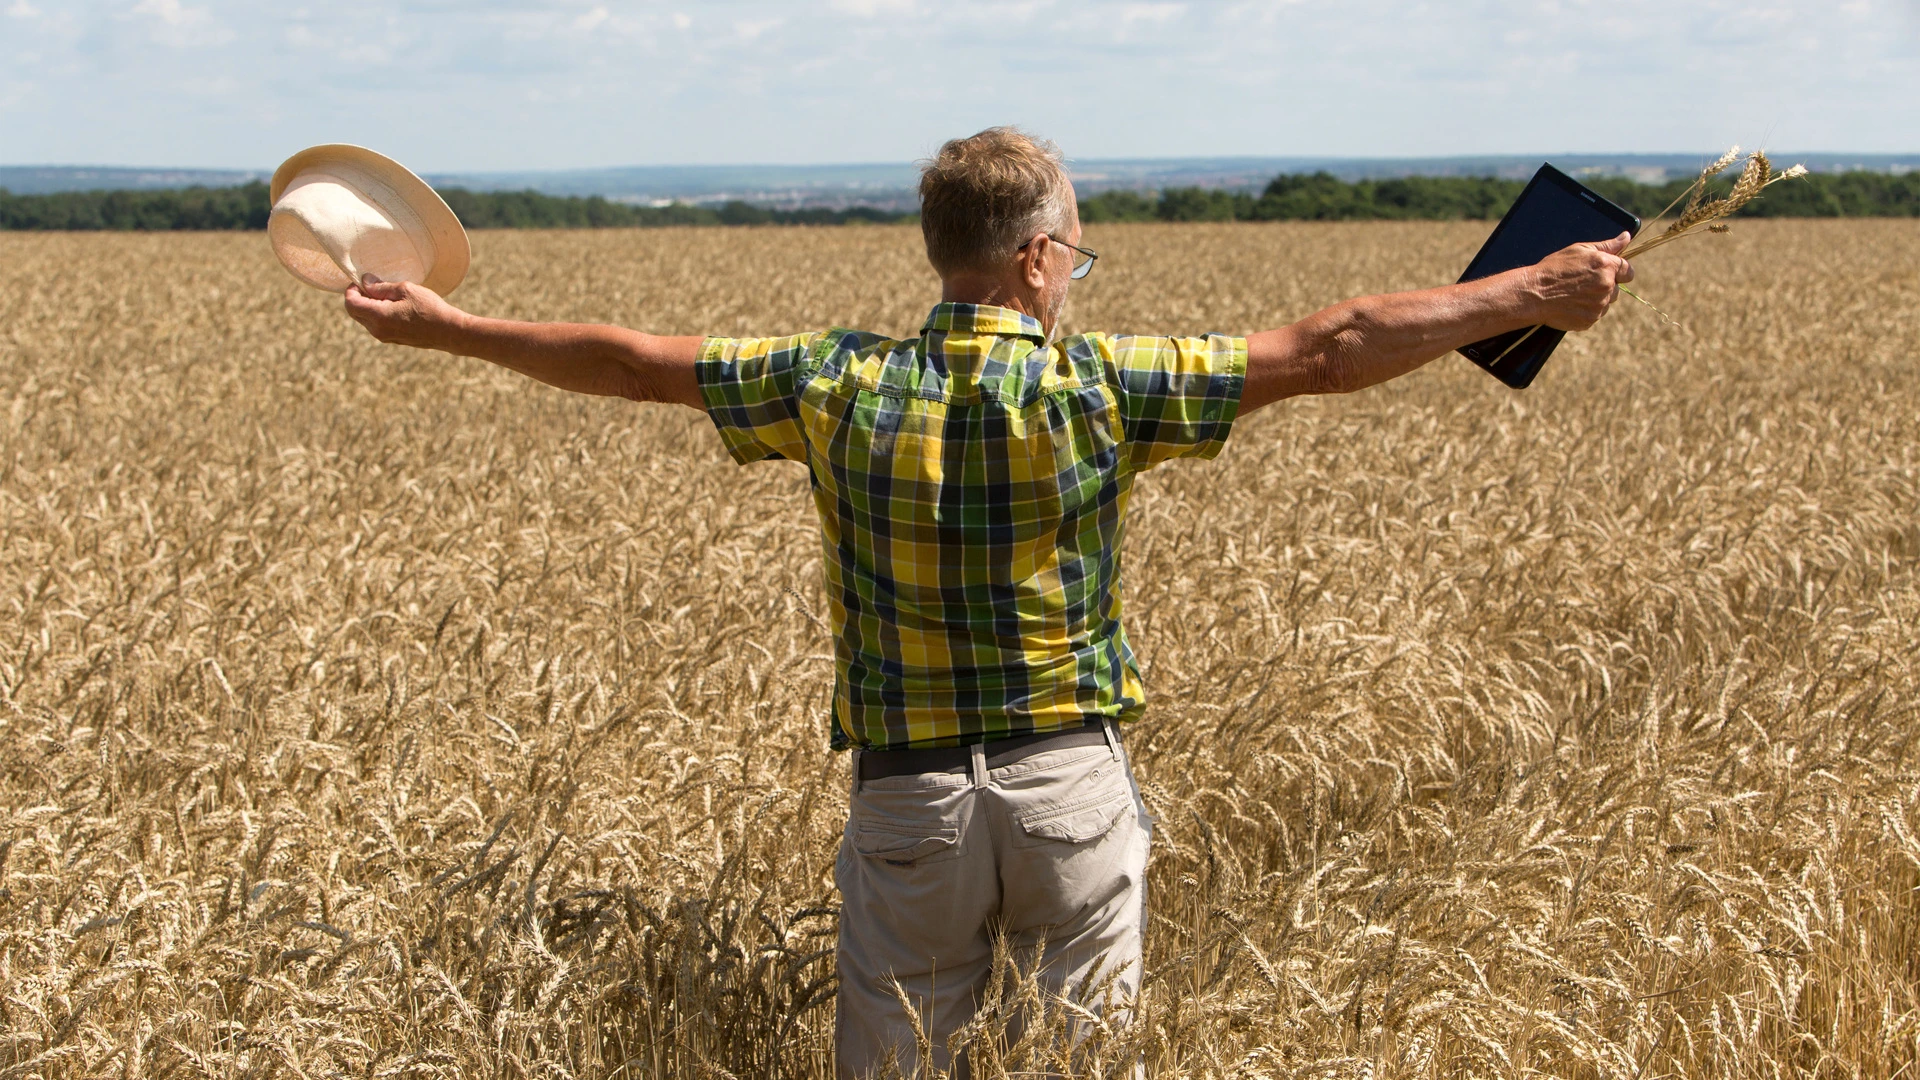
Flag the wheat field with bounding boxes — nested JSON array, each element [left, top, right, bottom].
[[1, 220, 1917, 1078]]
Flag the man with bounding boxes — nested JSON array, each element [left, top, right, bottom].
[[344, 127, 1632, 1076]]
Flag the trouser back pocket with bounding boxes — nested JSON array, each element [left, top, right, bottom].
[[853, 819, 961, 866], [1014, 784, 1130, 844]]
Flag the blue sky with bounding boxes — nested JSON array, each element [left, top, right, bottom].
[[3, 1, 1914, 170]]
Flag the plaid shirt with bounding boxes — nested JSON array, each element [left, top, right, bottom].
[[697, 303, 1246, 751]]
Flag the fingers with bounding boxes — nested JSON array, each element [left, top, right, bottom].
[[337, 274, 460, 351], [1593, 231, 1631, 255], [343, 284, 391, 314], [1614, 257, 1635, 285], [356, 274, 410, 301], [342, 277, 402, 340], [342, 296, 383, 337]]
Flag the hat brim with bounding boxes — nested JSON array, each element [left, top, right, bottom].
[[271, 144, 470, 296]]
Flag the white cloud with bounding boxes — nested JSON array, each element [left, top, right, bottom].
[[130, 0, 233, 47], [734, 16, 782, 39], [573, 6, 608, 31], [831, 0, 917, 14], [132, 0, 199, 26], [337, 41, 394, 66], [672, 12, 692, 29], [1119, 2, 1183, 24], [6, 1, 40, 18]]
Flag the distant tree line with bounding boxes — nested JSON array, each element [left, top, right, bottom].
[[4, 171, 1918, 231], [1079, 170, 1920, 223], [0, 182, 276, 230], [0, 181, 915, 231], [436, 189, 912, 228]]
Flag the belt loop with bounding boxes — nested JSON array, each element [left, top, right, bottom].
[[852, 748, 863, 794], [1102, 719, 1120, 761], [970, 742, 988, 789]]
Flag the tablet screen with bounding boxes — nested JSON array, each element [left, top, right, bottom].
[[1460, 167, 1637, 283]]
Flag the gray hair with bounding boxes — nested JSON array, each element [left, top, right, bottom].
[[918, 127, 1075, 277]]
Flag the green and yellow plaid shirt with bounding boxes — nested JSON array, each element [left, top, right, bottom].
[[697, 303, 1246, 751]]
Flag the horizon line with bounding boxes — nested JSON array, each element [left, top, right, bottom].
[[7, 150, 1920, 174]]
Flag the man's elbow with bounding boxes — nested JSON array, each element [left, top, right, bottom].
[[609, 362, 704, 410], [598, 334, 702, 409], [608, 368, 674, 405], [1314, 316, 1371, 395]]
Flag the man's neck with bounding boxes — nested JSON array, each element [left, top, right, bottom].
[[940, 275, 1041, 322]]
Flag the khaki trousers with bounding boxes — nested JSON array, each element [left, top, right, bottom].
[[833, 725, 1151, 1078]]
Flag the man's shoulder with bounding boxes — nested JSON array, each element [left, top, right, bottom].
[[820, 326, 912, 355], [1067, 330, 1244, 351], [803, 327, 928, 377], [696, 327, 925, 396], [698, 329, 825, 363]]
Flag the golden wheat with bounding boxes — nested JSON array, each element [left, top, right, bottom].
[[1, 221, 1917, 1078], [1626, 149, 1808, 262]]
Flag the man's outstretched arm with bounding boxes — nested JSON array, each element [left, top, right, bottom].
[[342, 277, 706, 409], [1241, 233, 1635, 413]]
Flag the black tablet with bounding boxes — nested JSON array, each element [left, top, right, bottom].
[[1457, 163, 1640, 389]]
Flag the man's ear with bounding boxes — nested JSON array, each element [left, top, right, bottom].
[[1020, 234, 1049, 289]]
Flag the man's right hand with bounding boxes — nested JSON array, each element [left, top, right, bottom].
[[344, 275, 471, 352], [1525, 233, 1635, 332]]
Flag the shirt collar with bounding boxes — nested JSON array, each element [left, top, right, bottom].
[[921, 302, 1046, 341]]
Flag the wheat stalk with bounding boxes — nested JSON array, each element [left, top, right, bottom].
[[1623, 148, 1807, 260]]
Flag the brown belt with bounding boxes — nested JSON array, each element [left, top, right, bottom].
[[856, 721, 1116, 782]]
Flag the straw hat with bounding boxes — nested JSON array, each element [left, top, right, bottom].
[[268, 144, 469, 295]]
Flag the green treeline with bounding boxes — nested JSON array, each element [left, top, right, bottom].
[[4, 171, 1919, 231], [0, 182, 276, 230], [0, 181, 915, 231], [1080, 170, 1920, 223], [1080, 175, 1524, 222], [435, 189, 911, 228]]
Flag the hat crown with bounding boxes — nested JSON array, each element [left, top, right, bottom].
[[267, 145, 469, 295], [270, 167, 430, 291]]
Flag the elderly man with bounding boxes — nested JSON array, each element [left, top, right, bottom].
[[344, 127, 1632, 1076]]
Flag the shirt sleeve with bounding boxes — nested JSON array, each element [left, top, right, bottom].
[[1101, 332, 1247, 472], [695, 332, 822, 465]]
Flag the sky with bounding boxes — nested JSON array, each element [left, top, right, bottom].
[[2, 0, 1915, 171]]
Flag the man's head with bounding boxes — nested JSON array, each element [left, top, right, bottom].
[[920, 127, 1083, 336]]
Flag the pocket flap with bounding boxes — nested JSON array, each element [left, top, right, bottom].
[[1016, 787, 1130, 844], [853, 821, 959, 864]]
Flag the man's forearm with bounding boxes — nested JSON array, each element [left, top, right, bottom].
[[441, 316, 706, 408], [1242, 270, 1541, 411]]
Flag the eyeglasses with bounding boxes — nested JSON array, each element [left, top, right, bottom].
[[1017, 234, 1099, 279]]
